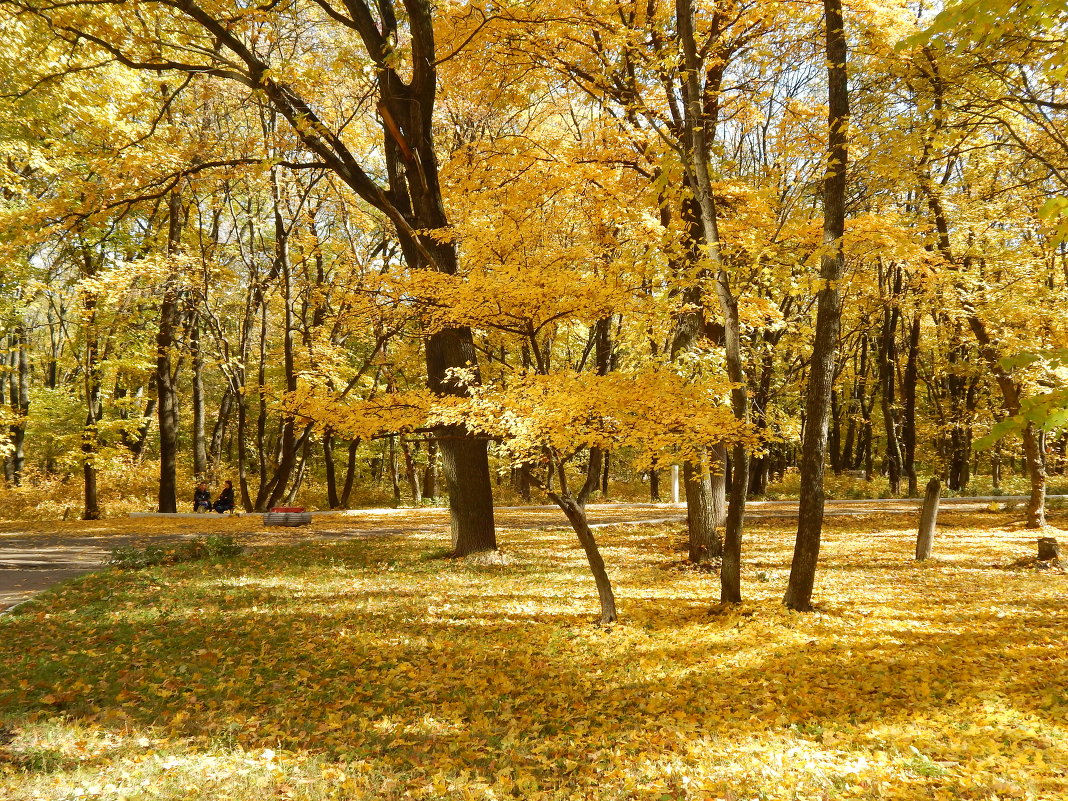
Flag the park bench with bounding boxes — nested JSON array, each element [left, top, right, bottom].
[[263, 507, 312, 527]]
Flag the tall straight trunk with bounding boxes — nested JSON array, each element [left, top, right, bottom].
[[255, 302, 269, 491], [902, 316, 920, 496], [340, 438, 360, 508], [236, 397, 254, 512], [80, 249, 102, 520], [875, 263, 901, 495], [0, 348, 8, 481], [677, 0, 749, 603], [649, 465, 661, 502], [190, 316, 208, 478], [156, 191, 183, 513], [209, 390, 233, 468], [784, 0, 849, 611], [8, 328, 28, 485], [389, 436, 401, 505]]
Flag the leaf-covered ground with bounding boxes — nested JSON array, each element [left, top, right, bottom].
[[0, 511, 1065, 800]]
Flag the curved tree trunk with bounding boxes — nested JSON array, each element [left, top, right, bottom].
[[550, 491, 617, 624]]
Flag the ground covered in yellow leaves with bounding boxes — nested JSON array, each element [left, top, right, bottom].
[[1, 510, 1065, 800]]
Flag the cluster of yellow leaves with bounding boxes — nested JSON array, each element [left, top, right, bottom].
[[281, 367, 754, 468]]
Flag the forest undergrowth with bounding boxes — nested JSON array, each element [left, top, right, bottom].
[[0, 512, 1065, 800]]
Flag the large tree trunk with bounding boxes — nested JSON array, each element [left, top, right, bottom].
[[156, 302, 180, 512], [440, 428, 496, 554], [1022, 423, 1047, 528], [784, 0, 849, 611], [684, 458, 724, 562]]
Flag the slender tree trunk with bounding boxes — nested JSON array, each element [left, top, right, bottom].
[[401, 436, 423, 504], [9, 327, 29, 486], [191, 315, 208, 478], [389, 436, 402, 505], [209, 390, 233, 468], [423, 437, 439, 500], [878, 266, 903, 495], [784, 0, 849, 611], [340, 438, 360, 508], [550, 490, 617, 624], [324, 431, 340, 509], [902, 316, 920, 496], [650, 465, 661, 502], [80, 249, 102, 521], [156, 191, 183, 513], [236, 397, 254, 512]]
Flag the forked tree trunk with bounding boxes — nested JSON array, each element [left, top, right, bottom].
[[677, 0, 750, 604], [784, 0, 849, 611]]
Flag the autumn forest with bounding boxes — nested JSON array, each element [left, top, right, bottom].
[[0, 0, 1066, 798]]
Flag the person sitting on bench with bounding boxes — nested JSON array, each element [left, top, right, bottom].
[[214, 480, 235, 514], [193, 481, 212, 513]]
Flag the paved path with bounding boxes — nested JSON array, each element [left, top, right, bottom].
[[1, 496, 1056, 612]]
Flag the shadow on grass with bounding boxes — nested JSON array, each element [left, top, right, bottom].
[[1, 517, 1066, 797]]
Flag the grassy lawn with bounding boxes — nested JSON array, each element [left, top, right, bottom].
[[0, 512, 1065, 800]]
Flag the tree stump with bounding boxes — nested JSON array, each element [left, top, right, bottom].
[[1038, 537, 1060, 562], [915, 477, 941, 561]]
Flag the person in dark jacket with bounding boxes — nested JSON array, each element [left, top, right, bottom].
[[193, 481, 212, 513], [214, 480, 235, 514]]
